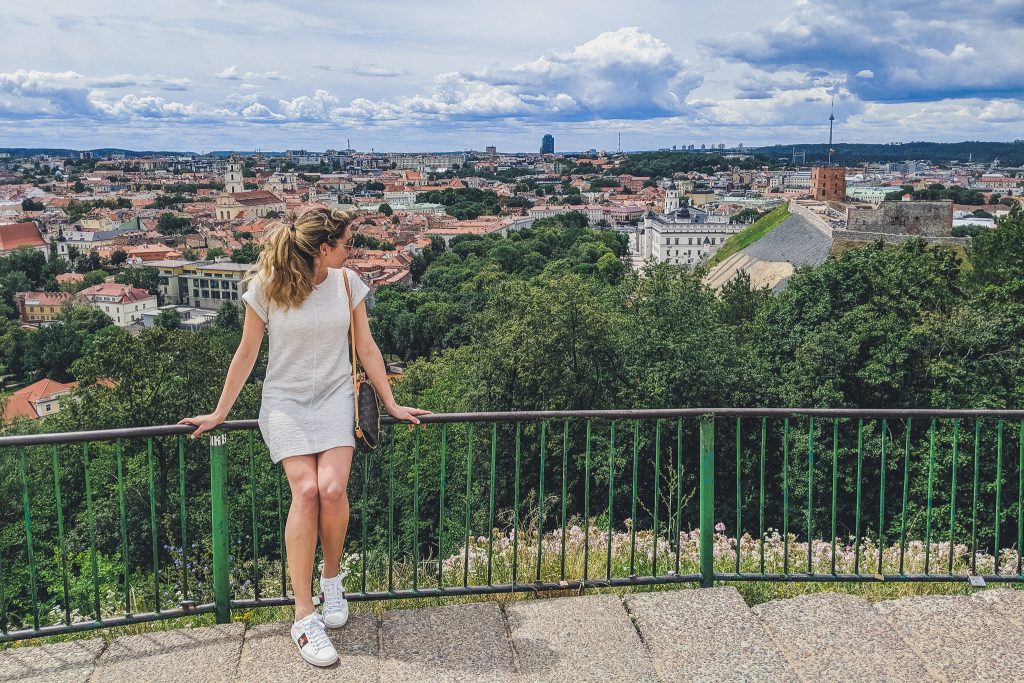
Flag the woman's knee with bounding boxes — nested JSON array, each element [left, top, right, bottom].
[[291, 477, 320, 506], [318, 480, 347, 506]]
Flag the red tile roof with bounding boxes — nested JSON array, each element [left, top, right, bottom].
[[3, 378, 75, 422], [0, 222, 45, 251], [78, 283, 155, 304]]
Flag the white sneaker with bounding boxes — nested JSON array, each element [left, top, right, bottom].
[[290, 612, 338, 667], [319, 572, 349, 628]]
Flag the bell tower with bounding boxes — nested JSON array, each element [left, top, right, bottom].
[[224, 158, 244, 194]]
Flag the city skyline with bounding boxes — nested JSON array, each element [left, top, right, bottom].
[[2, 0, 1022, 151]]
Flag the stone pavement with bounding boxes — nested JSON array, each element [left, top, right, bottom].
[[4, 586, 1024, 682]]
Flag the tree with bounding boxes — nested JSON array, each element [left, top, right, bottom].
[[114, 267, 160, 295], [110, 249, 129, 266], [21, 198, 45, 211], [22, 323, 85, 382], [206, 247, 227, 260], [182, 245, 198, 261], [154, 308, 182, 330], [214, 301, 242, 332], [156, 212, 192, 235], [379, 203, 394, 216], [83, 269, 108, 287], [231, 243, 262, 264]]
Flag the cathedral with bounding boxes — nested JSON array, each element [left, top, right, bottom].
[[215, 159, 286, 221]]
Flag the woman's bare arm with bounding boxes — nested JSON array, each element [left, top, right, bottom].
[[351, 300, 430, 425], [179, 305, 266, 436]]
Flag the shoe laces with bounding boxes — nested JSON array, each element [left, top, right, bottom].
[[322, 575, 346, 605], [303, 614, 332, 650]]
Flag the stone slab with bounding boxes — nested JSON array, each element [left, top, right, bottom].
[[975, 587, 1024, 627], [876, 594, 1024, 682], [506, 594, 657, 683], [90, 622, 245, 683], [380, 601, 514, 683], [0, 638, 105, 683], [236, 613, 378, 683], [626, 587, 796, 683], [752, 592, 935, 683]]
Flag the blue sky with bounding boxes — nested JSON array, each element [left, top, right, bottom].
[[1, 0, 1022, 152]]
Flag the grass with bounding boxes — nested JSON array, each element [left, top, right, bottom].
[[706, 202, 791, 268]]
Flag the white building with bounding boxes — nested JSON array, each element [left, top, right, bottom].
[[77, 283, 158, 327], [632, 184, 740, 266]]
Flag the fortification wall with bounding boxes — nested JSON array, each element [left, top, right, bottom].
[[846, 200, 953, 237]]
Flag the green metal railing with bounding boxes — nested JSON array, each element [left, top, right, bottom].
[[1, 408, 1023, 642]]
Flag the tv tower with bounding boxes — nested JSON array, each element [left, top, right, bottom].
[[827, 97, 835, 166]]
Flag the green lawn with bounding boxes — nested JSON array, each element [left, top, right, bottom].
[[707, 202, 791, 268]]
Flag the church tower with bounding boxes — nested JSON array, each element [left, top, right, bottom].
[[664, 181, 680, 214], [224, 158, 244, 194]]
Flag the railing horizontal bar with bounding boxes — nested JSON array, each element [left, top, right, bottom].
[[0, 604, 217, 643], [715, 573, 1024, 583], [5, 408, 1024, 447]]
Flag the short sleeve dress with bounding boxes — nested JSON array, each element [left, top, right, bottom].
[[241, 267, 371, 463]]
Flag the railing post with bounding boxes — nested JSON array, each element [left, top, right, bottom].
[[210, 432, 231, 624], [699, 415, 715, 587]]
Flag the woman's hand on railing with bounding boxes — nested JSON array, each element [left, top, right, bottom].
[[177, 412, 226, 438], [385, 403, 432, 428]]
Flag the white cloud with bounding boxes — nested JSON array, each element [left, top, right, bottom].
[[347, 63, 409, 78], [216, 65, 288, 81], [856, 70, 874, 79]]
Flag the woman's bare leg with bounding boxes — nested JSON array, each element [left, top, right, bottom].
[[282, 454, 320, 620], [316, 446, 354, 579]]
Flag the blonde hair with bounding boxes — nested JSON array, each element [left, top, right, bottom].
[[247, 207, 353, 309]]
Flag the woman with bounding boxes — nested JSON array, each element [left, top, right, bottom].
[[179, 207, 430, 667]]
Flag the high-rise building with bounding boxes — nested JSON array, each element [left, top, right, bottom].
[[485, 146, 497, 157], [540, 134, 555, 155]]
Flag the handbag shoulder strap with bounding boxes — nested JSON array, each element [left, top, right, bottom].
[[341, 268, 359, 379]]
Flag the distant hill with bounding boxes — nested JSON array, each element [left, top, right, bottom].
[[752, 141, 1024, 166]]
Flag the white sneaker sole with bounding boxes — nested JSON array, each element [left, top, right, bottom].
[[296, 644, 338, 668]]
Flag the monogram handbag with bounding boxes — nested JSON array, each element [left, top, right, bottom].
[[342, 269, 380, 451]]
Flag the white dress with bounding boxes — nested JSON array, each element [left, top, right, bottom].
[[241, 267, 371, 463]]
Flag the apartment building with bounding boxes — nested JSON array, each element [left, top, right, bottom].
[[147, 260, 254, 311]]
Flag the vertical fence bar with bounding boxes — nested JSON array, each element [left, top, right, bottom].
[[437, 423, 448, 589], [831, 419, 839, 575], [783, 417, 790, 575], [630, 420, 639, 576], [736, 418, 742, 574], [652, 420, 661, 577], [560, 419, 568, 581], [536, 421, 547, 583], [512, 422, 521, 588], [412, 426, 421, 591], [487, 423, 497, 586], [924, 420, 936, 575], [387, 426, 395, 593], [948, 420, 959, 575], [276, 463, 286, 597], [210, 433, 231, 624], [853, 419, 864, 575], [878, 420, 887, 576], [17, 448, 39, 632], [51, 445, 71, 625], [1018, 420, 1024, 577], [147, 439, 160, 612], [247, 431, 261, 600], [760, 417, 767, 575], [606, 421, 615, 581], [463, 424, 473, 588], [675, 417, 683, 574], [899, 419, 912, 575], [360, 445, 369, 593], [177, 436, 190, 603], [583, 419, 592, 583], [971, 418, 981, 575], [994, 420, 1004, 575], [83, 443, 101, 621], [116, 443, 130, 614], [699, 415, 715, 587], [806, 417, 814, 574]]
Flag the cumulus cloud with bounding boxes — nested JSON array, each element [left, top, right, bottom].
[[711, 0, 1024, 102]]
